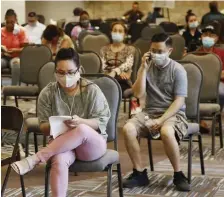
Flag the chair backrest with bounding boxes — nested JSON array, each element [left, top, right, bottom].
[[79, 33, 110, 55], [182, 52, 222, 102], [159, 22, 179, 35], [83, 74, 122, 146], [131, 46, 141, 83], [64, 22, 79, 36], [141, 25, 165, 40], [79, 51, 102, 74], [128, 22, 147, 43], [177, 61, 203, 121], [134, 38, 150, 57], [170, 34, 185, 60], [20, 45, 52, 84], [38, 61, 56, 91]]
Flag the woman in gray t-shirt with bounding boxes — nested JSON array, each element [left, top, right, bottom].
[[11, 48, 111, 197]]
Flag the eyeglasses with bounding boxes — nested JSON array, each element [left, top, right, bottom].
[[55, 68, 79, 77]]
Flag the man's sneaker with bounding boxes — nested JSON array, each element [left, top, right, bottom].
[[123, 169, 149, 188], [173, 171, 191, 191]]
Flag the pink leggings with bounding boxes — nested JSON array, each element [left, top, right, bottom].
[[36, 124, 107, 197]]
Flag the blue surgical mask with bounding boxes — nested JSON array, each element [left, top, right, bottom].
[[202, 37, 215, 48], [111, 32, 124, 43], [189, 21, 199, 29], [151, 52, 170, 69]]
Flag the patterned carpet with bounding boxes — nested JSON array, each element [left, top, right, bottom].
[[2, 81, 224, 196]]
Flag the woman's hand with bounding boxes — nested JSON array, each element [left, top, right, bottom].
[[119, 72, 129, 80], [64, 115, 83, 129]]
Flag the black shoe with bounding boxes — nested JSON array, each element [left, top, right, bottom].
[[123, 169, 149, 188], [173, 171, 191, 191]]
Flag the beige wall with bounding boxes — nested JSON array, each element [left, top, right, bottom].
[[24, 1, 224, 25]]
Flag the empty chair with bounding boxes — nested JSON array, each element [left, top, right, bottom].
[[79, 33, 110, 55], [1, 106, 26, 197], [3, 45, 52, 107], [183, 52, 223, 155], [128, 22, 147, 43], [159, 21, 179, 35], [141, 24, 165, 40], [170, 34, 185, 60], [134, 38, 150, 57]]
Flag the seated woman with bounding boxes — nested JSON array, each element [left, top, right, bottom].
[[1, 9, 28, 85], [182, 10, 201, 52], [42, 25, 74, 59], [100, 21, 135, 94], [70, 11, 93, 44], [11, 48, 110, 197]]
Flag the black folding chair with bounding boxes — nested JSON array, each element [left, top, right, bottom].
[[1, 106, 26, 197]]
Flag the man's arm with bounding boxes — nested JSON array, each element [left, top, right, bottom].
[[132, 52, 151, 98], [160, 96, 185, 123]]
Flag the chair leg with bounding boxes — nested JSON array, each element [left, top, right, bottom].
[[117, 164, 123, 197], [188, 135, 193, 184], [211, 115, 216, 155], [15, 96, 19, 107], [1, 165, 12, 196], [198, 135, 205, 175], [128, 99, 132, 119], [147, 138, 154, 171], [218, 114, 223, 148], [34, 133, 38, 153], [25, 131, 30, 157], [123, 99, 126, 113], [20, 175, 26, 197], [43, 135, 47, 147], [45, 164, 51, 197], [3, 95, 7, 105], [107, 164, 113, 197]]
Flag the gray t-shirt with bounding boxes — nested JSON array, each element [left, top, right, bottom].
[[144, 59, 188, 114], [37, 79, 111, 140]]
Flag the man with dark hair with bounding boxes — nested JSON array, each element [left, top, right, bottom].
[[123, 1, 144, 23], [64, 7, 83, 27], [122, 33, 190, 191], [24, 12, 46, 44], [201, 1, 224, 25]]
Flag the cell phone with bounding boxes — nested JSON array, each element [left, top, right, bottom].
[[146, 52, 152, 64]]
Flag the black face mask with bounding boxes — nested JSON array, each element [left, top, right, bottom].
[[80, 20, 89, 28]]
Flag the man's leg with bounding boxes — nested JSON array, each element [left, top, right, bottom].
[[160, 125, 180, 172], [160, 125, 190, 191], [123, 122, 142, 171]]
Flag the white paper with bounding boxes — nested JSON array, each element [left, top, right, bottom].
[[49, 116, 72, 139]]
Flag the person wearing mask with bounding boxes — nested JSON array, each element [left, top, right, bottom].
[[198, 22, 224, 108], [201, 1, 224, 25], [146, 7, 164, 24], [123, 2, 144, 23], [1, 9, 28, 85], [122, 33, 190, 191], [64, 7, 83, 27], [42, 25, 74, 59], [11, 48, 110, 197], [71, 11, 93, 42], [182, 10, 202, 52], [24, 12, 46, 44]]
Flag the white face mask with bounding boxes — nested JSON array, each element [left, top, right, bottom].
[[13, 23, 20, 35], [151, 52, 170, 69], [55, 72, 80, 88]]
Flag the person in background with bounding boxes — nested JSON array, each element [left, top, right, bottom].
[[197, 22, 224, 108], [24, 12, 46, 44], [201, 1, 224, 25], [146, 7, 164, 24], [70, 11, 93, 42], [1, 9, 28, 85], [122, 33, 190, 191], [123, 2, 144, 23], [64, 7, 83, 27], [182, 10, 201, 52], [11, 48, 110, 197], [42, 24, 74, 59]]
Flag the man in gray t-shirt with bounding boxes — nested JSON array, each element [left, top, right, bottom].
[[123, 33, 190, 191]]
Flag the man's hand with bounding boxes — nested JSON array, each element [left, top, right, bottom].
[[150, 118, 163, 131], [64, 115, 83, 129], [7, 48, 18, 53], [141, 52, 152, 69]]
